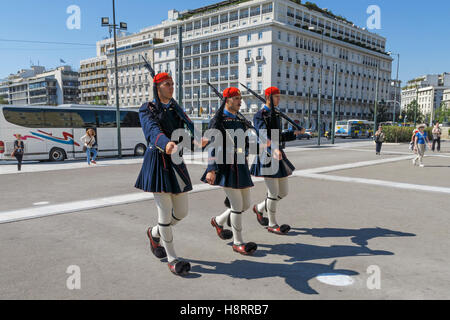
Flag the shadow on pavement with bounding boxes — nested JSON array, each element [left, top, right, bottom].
[[190, 259, 358, 295], [256, 241, 394, 263], [189, 227, 416, 294], [292, 227, 416, 248]]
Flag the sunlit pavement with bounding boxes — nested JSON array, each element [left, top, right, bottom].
[[0, 141, 449, 299]]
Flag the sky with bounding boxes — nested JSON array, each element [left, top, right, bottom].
[[1, 0, 449, 85]]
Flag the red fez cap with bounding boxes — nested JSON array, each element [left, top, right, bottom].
[[154, 72, 172, 84], [223, 87, 241, 98], [265, 87, 280, 96]]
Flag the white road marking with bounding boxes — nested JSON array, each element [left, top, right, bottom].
[[0, 141, 379, 175], [298, 173, 450, 194], [316, 274, 355, 286], [339, 148, 450, 158], [33, 202, 50, 206], [0, 152, 444, 224], [292, 155, 414, 175]]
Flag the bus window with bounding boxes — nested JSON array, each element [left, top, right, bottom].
[[43, 110, 73, 128], [71, 110, 97, 128], [97, 110, 116, 128], [120, 111, 140, 128], [3, 107, 44, 128]]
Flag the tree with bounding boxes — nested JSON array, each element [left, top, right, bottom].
[[434, 101, 450, 124], [91, 96, 106, 106], [369, 100, 391, 123], [0, 97, 8, 105], [401, 100, 425, 124]]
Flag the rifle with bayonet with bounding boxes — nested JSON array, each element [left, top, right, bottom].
[[140, 55, 198, 138], [239, 83, 304, 131], [206, 81, 272, 151]]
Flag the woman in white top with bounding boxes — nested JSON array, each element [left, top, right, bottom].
[[80, 128, 97, 165]]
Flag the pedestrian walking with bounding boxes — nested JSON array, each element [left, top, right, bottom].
[[409, 127, 419, 153], [80, 129, 97, 165], [413, 124, 432, 167], [11, 134, 25, 171], [432, 122, 442, 152], [374, 125, 385, 155]]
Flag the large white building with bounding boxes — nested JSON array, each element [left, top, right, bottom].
[[0, 66, 79, 106], [153, 0, 393, 130], [79, 56, 108, 105], [79, 0, 393, 130], [443, 88, 450, 109], [97, 28, 165, 108], [401, 73, 450, 118]]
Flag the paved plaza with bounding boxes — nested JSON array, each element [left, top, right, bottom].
[[0, 141, 449, 299]]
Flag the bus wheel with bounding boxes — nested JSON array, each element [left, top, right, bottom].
[[49, 148, 66, 162], [134, 144, 146, 157]]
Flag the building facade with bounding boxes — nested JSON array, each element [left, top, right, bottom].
[[0, 66, 79, 106], [93, 26, 164, 107], [443, 88, 450, 109], [79, 56, 108, 105], [401, 73, 450, 118], [153, 0, 392, 130]]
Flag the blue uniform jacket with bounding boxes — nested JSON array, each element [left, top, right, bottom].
[[250, 106, 298, 178], [135, 101, 193, 194]]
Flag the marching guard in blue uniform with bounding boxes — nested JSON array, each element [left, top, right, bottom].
[[250, 87, 305, 235], [135, 72, 205, 276], [201, 87, 258, 255]]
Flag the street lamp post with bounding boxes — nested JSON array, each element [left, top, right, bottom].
[[331, 64, 337, 144], [308, 86, 312, 128], [102, 0, 127, 158], [373, 62, 380, 135], [414, 85, 419, 127], [388, 52, 400, 123], [178, 25, 183, 107], [309, 26, 324, 146]]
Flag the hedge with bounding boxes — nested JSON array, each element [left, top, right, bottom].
[[382, 126, 432, 143]]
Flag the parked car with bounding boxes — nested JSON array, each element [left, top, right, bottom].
[[297, 131, 311, 140]]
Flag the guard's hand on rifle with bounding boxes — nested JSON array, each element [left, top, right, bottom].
[[165, 141, 178, 155], [294, 128, 306, 135], [193, 137, 209, 149], [273, 148, 283, 160], [206, 171, 216, 185]]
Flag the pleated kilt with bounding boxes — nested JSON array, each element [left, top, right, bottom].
[[250, 150, 295, 178], [201, 162, 254, 189], [135, 147, 192, 194]]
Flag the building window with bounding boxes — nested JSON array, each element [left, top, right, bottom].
[[250, 6, 260, 17], [220, 14, 228, 24], [239, 8, 249, 19]]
